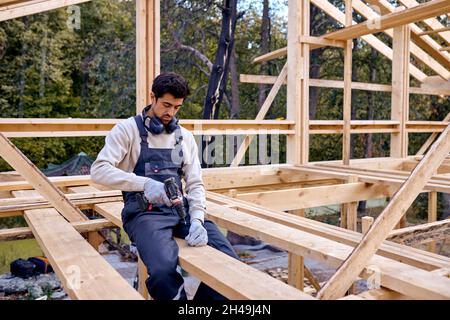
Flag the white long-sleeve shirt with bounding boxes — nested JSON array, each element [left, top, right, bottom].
[[90, 116, 206, 223]]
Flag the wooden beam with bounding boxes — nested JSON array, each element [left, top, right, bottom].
[[10, 188, 142, 300], [398, 0, 450, 45], [24, 207, 142, 299], [136, 0, 160, 114], [0, 0, 90, 22], [363, 0, 450, 75], [235, 181, 398, 211], [418, 26, 450, 36], [311, 0, 427, 82], [0, 218, 115, 241], [317, 123, 450, 299], [253, 47, 287, 64], [298, 35, 345, 48], [205, 201, 450, 299], [241, 75, 450, 95], [287, 0, 309, 165], [0, 133, 86, 222], [207, 191, 450, 271], [323, 0, 450, 41], [342, 0, 352, 165], [390, 24, 410, 158]]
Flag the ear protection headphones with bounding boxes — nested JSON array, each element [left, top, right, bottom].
[[142, 105, 179, 134]]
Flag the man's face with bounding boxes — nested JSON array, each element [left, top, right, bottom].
[[150, 92, 184, 125]]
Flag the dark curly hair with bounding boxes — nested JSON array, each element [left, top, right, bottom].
[[152, 72, 190, 100]]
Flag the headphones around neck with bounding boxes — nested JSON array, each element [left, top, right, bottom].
[[142, 105, 179, 135]]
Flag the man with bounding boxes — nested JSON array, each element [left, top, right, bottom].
[[91, 72, 238, 300]]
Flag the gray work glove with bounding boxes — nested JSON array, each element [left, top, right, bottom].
[[143, 178, 172, 207], [185, 219, 208, 247]]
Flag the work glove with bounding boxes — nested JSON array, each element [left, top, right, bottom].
[[143, 178, 172, 207], [185, 219, 208, 247]]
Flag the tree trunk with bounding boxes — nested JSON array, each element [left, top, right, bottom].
[[17, 17, 29, 118], [39, 18, 49, 98], [202, 0, 238, 168], [229, 45, 240, 119], [203, 0, 238, 120], [258, 0, 270, 111]]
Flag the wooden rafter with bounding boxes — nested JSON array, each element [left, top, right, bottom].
[[323, 0, 450, 41], [0, 0, 90, 21]]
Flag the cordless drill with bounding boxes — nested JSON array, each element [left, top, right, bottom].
[[136, 177, 186, 223], [164, 177, 187, 224]]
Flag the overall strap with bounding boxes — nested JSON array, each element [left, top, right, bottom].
[[133, 114, 148, 145]]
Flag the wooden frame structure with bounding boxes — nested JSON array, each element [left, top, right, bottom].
[[0, 0, 450, 300]]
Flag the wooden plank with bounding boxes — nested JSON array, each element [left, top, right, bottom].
[[0, 133, 86, 222], [23, 208, 142, 299], [253, 47, 287, 64], [299, 35, 345, 48], [204, 201, 450, 299], [176, 238, 313, 300], [317, 123, 450, 299], [207, 191, 450, 271], [0, 0, 90, 21], [323, 0, 450, 41], [10, 188, 142, 300], [235, 182, 398, 211], [418, 26, 450, 36], [390, 24, 410, 158], [230, 63, 288, 166], [0, 218, 114, 241]]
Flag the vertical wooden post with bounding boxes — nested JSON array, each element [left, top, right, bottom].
[[341, 176, 358, 230], [287, 0, 309, 165], [346, 176, 358, 231], [286, 1, 308, 287], [342, 0, 352, 165], [428, 191, 438, 253], [390, 23, 410, 159], [288, 253, 304, 291], [136, 0, 160, 114], [361, 216, 374, 235], [391, 20, 410, 229]]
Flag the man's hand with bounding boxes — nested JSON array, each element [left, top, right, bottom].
[[143, 178, 172, 207], [185, 219, 208, 247]]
